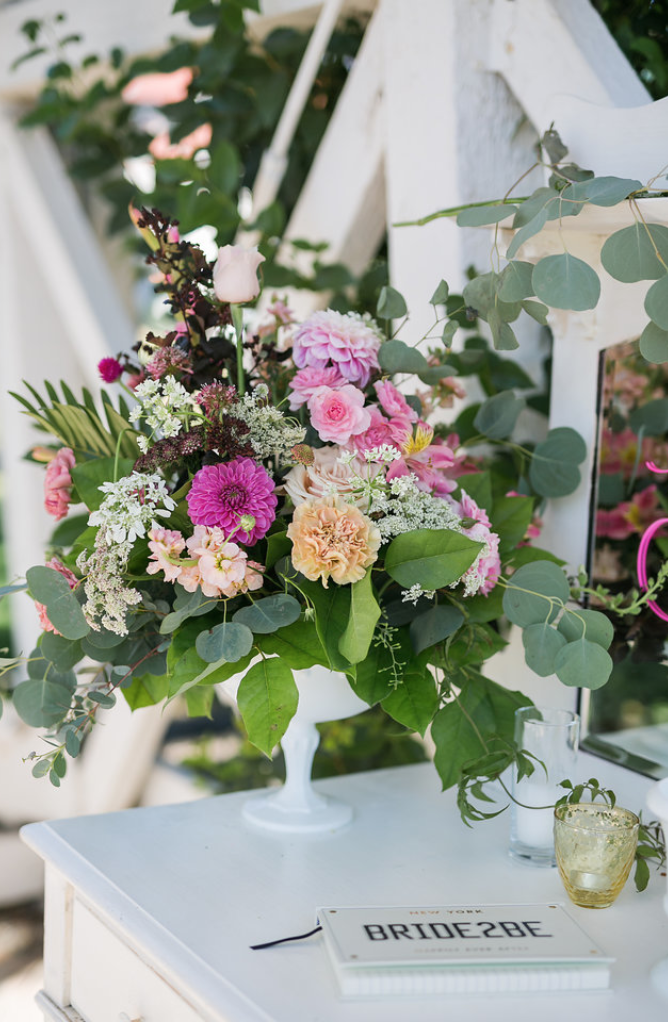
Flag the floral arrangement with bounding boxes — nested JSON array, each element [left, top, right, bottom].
[[1, 208, 626, 790]]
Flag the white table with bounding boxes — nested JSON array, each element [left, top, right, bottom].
[[21, 755, 668, 1022]]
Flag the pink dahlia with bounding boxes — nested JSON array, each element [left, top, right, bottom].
[[287, 365, 347, 410], [186, 457, 277, 545], [292, 310, 381, 387]]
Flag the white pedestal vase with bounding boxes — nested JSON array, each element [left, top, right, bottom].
[[646, 778, 668, 998], [217, 661, 368, 834]]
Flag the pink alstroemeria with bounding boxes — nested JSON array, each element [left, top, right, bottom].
[[374, 379, 418, 423], [147, 527, 187, 582]]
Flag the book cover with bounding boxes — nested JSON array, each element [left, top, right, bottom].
[[316, 903, 613, 998]]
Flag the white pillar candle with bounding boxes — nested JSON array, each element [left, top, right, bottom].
[[513, 780, 557, 848]]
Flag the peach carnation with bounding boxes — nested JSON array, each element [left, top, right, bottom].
[[287, 495, 381, 587]]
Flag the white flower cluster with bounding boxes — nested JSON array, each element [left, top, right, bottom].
[[233, 391, 305, 461], [77, 541, 141, 635], [88, 472, 176, 545], [129, 378, 197, 452], [370, 476, 463, 542], [401, 583, 436, 605]]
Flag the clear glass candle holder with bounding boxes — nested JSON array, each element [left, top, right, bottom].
[[554, 803, 639, 909], [509, 707, 579, 867]]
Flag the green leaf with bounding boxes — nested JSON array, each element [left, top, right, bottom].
[[441, 320, 458, 347], [639, 321, 668, 364], [410, 604, 464, 654], [233, 595, 301, 635], [338, 570, 381, 665], [430, 280, 449, 305], [259, 620, 327, 670], [236, 657, 299, 755], [457, 472, 492, 511], [462, 273, 499, 318], [601, 223, 668, 283], [456, 204, 517, 227], [560, 176, 641, 208], [530, 427, 587, 497], [541, 129, 568, 164], [26, 566, 89, 640], [498, 261, 535, 302], [12, 678, 73, 727], [487, 310, 519, 351], [557, 608, 614, 649], [645, 275, 668, 331], [521, 299, 550, 326], [381, 663, 438, 736], [474, 391, 525, 439], [522, 622, 567, 676], [554, 638, 613, 690], [416, 363, 458, 385], [377, 285, 407, 320], [532, 253, 601, 311], [503, 561, 569, 627], [209, 140, 241, 194], [185, 685, 214, 719], [122, 672, 171, 710], [512, 188, 557, 229], [491, 495, 534, 553], [629, 397, 668, 436], [40, 632, 83, 671], [0, 583, 28, 598], [385, 529, 483, 590], [506, 209, 548, 260], [71, 457, 135, 511], [378, 339, 427, 375], [295, 582, 352, 673], [196, 622, 253, 663]]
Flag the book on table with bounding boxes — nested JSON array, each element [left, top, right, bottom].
[[316, 903, 613, 998]]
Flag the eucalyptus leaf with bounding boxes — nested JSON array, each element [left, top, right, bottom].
[[12, 678, 73, 727], [502, 561, 570, 627], [236, 658, 299, 756], [26, 566, 89, 640], [195, 622, 254, 663], [506, 208, 548, 260], [233, 595, 302, 635], [474, 391, 525, 439], [377, 285, 407, 320], [639, 321, 668, 364], [512, 189, 557, 229], [498, 261, 535, 302], [487, 310, 519, 350], [532, 253, 601, 311], [557, 608, 614, 649], [462, 273, 499, 318], [442, 320, 458, 347], [645, 275, 668, 331], [40, 632, 83, 671], [522, 299, 549, 326], [629, 398, 668, 437], [601, 223, 668, 283], [430, 280, 449, 305], [560, 176, 641, 208], [554, 638, 613, 690], [378, 339, 427, 375], [522, 622, 567, 677], [417, 364, 458, 385], [530, 427, 587, 498]]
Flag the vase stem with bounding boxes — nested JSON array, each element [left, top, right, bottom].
[[277, 719, 321, 813]]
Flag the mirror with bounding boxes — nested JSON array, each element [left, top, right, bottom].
[[582, 339, 668, 777]]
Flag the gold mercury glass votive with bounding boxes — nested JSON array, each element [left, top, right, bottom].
[[554, 803, 639, 909]]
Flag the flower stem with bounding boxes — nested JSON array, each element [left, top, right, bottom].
[[231, 304, 245, 394]]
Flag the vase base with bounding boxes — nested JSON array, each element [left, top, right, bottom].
[[242, 790, 353, 834]]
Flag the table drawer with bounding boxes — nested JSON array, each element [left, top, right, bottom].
[[70, 899, 203, 1022]]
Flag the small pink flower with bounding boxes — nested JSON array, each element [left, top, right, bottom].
[[122, 67, 193, 106], [292, 310, 381, 386], [287, 366, 347, 410], [149, 123, 212, 161], [147, 527, 186, 582], [374, 380, 418, 423], [307, 385, 371, 444], [266, 299, 295, 326], [212, 245, 265, 304], [198, 541, 248, 595], [451, 491, 501, 595], [44, 447, 76, 521], [386, 439, 458, 496], [35, 558, 78, 634], [349, 406, 399, 457], [98, 357, 123, 383]]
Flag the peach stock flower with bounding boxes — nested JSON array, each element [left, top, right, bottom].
[[287, 495, 380, 587]]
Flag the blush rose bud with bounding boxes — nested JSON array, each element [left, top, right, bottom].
[[212, 245, 265, 304]]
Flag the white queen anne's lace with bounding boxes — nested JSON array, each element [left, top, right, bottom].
[[88, 472, 176, 545]]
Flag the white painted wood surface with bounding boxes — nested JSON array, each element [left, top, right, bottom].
[[21, 756, 668, 1022]]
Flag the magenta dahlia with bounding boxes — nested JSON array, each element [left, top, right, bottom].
[[186, 457, 277, 545], [292, 310, 382, 387]]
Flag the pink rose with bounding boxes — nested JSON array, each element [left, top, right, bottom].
[[287, 366, 347, 410], [374, 380, 418, 422], [307, 385, 371, 444], [349, 407, 399, 457], [122, 67, 193, 106], [44, 447, 76, 521], [149, 123, 212, 161], [212, 245, 265, 304]]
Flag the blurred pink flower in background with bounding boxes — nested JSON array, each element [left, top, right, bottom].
[[596, 484, 663, 540], [44, 447, 76, 521], [122, 67, 193, 106], [148, 123, 212, 161]]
